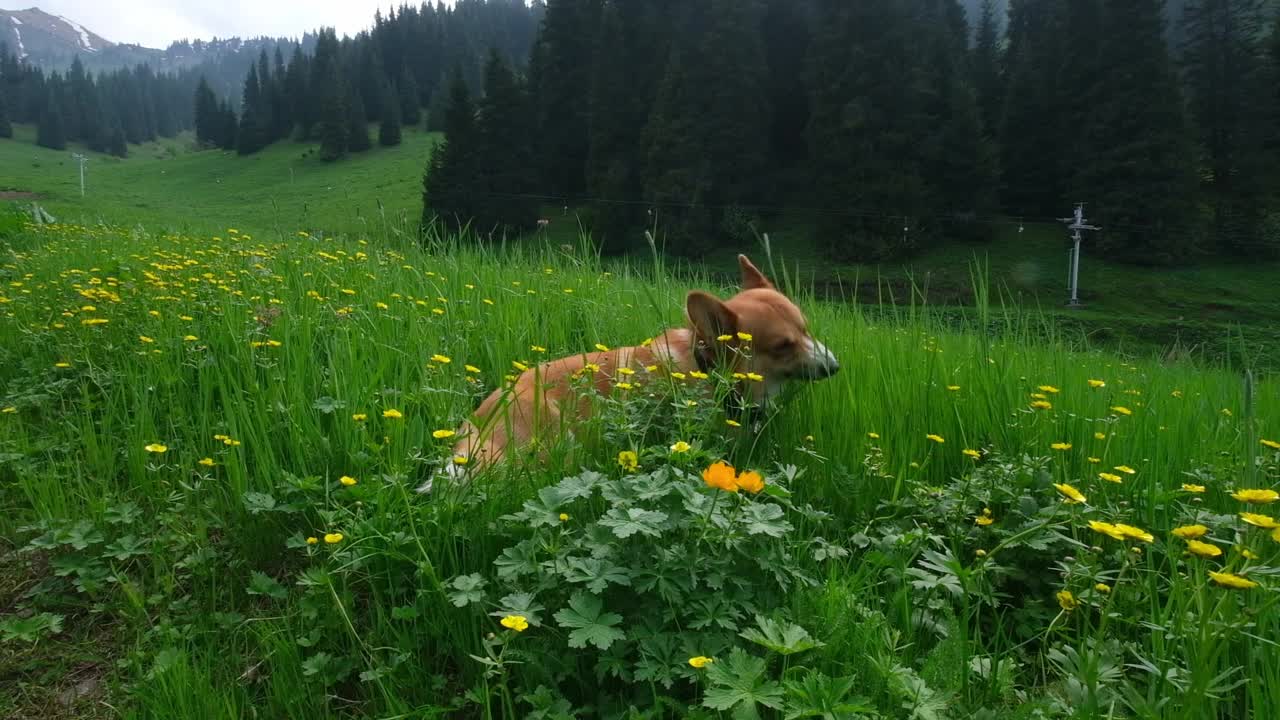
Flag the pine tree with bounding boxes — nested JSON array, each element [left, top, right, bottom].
[[194, 76, 220, 147], [422, 67, 480, 232], [399, 66, 421, 126], [762, 0, 812, 174], [972, 0, 1003, 138], [217, 99, 238, 150], [271, 47, 290, 140], [586, 0, 673, 252], [807, 0, 928, 260], [313, 30, 349, 162], [347, 90, 372, 152], [379, 81, 403, 146], [475, 49, 538, 233], [237, 63, 265, 155], [425, 71, 452, 131], [0, 86, 12, 139], [642, 0, 771, 256], [1181, 0, 1271, 255], [107, 122, 127, 158], [1078, 0, 1200, 263], [36, 94, 67, 150], [285, 45, 311, 139], [529, 0, 602, 196]]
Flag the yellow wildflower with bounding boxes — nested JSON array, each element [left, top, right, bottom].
[[1185, 540, 1222, 558], [1030, 400, 1053, 410], [868, 432, 880, 440], [1051, 442, 1072, 451], [430, 354, 451, 364], [500, 615, 529, 632], [306, 536, 318, 545], [433, 429, 456, 439], [2, 406, 16, 414], [1232, 488, 1279, 504], [465, 365, 482, 374], [352, 413, 367, 422], [1056, 590, 1077, 611], [144, 443, 168, 454], [1171, 524, 1208, 539], [1262, 439, 1280, 450], [618, 450, 639, 472], [382, 409, 403, 419], [1209, 571, 1258, 590], [1088, 520, 1126, 541], [746, 372, 764, 382], [324, 533, 344, 544], [1099, 473, 1123, 484], [926, 434, 945, 444], [947, 385, 960, 391], [595, 343, 610, 352], [1110, 406, 1133, 416], [1182, 483, 1206, 494], [670, 441, 691, 453], [1114, 523, 1154, 543], [1054, 483, 1087, 504], [726, 419, 741, 427], [1114, 465, 1136, 475], [340, 475, 357, 486], [689, 656, 714, 669], [1088, 379, 1106, 388], [1094, 583, 1111, 594], [1239, 512, 1279, 529], [1039, 385, 1060, 394], [963, 448, 980, 459]]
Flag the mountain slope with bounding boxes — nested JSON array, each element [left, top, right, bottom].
[[1, 7, 112, 63]]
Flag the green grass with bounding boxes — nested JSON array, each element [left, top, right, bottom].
[[1, 209, 1279, 718], [4, 122, 1278, 366]]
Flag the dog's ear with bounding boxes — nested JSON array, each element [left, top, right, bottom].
[[738, 254, 774, 290], [686, 291, 737, 342]]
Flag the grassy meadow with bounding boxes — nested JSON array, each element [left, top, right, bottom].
[[2, 129, 1280, 718]]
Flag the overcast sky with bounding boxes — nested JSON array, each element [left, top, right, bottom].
[[1, 0, 400, 49]]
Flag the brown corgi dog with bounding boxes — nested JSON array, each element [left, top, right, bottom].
[[421, 255, 838, 491]]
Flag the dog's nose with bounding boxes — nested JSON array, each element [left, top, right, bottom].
[[806, 340, 840, 379]]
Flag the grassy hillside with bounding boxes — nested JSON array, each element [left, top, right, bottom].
[[2, 124, 1279, 366], [1, 215, 1278, 718]]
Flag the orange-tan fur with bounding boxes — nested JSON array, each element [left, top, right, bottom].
[[429, 255, 839, 489]]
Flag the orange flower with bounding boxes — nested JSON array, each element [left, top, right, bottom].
[[702, 461, 739, 493], [735, 470, 765, 494]]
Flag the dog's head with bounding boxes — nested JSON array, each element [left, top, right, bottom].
[[686, 255, 839, 404]]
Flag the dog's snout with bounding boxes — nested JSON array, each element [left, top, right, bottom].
[[804, 339, 840, 379]]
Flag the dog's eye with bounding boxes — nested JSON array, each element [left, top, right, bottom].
[[773, 339, 796, 355]]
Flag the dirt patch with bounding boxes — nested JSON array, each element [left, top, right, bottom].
[[0, 191, 43, 200]]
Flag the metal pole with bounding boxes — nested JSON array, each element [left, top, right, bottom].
[[71, 153, 86, 197], [1069, 231, 1082, 306]]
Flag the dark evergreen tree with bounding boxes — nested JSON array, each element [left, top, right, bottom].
[[285, 45, 312, 138], [347, 90, 372, 152], [236, 63, 266, 155], [378, 81, 403, 146], [807, 0, 929, 259], [1078, 0, 1200, 263], [587, 0, 674, 252], [529, 0, 602, 196], [642, 0, 771, 256], [475, 49, 538, 233], [762, 0, 812, 176], [972, 0, 1003, 138], [312, 29, 349, 162], [0, 86, 12, 138], [36, 94, 67, 150], [399, 65, 421, 126], [1181, 0, 1272, 255], [270, 47, 290, 141], [107, 122, 127, 158], [425, 70, 452, 131], [423, 67, 480, 231], [216, 99, 238, 150], [194, 76, 220, 147]]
